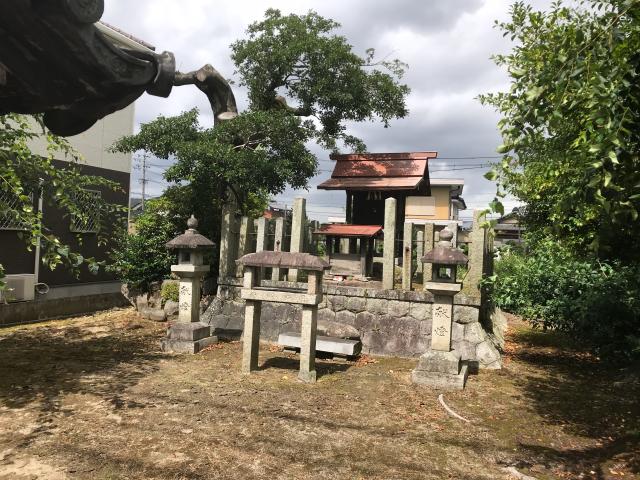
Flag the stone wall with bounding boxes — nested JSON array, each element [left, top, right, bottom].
[[203, 278, 501, 369]]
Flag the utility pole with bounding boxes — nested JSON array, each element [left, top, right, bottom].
[[134, 153, 149, 212]]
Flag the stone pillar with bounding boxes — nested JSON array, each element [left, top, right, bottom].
[[219, 202, 238, 279], [461, 210, 486, 301], [382, 197, 397, 290], [288, 197, 306, 282], [448, 222, 458, 248], [359, 237, 367, 278], [299, 270, 321, 383], [340, 237, 349, 253], [235, 216, 250, 277], [298, 306, 317, 382], [402, 222, 413, 290], [416, 229, 424, 274], [241, 267, 261, 374], [431, 295, 453, 351], [423, 223, 434, 286], [178, 277, 201, 323], [256, 217, 268, 252], [271, 217, 285, 281]]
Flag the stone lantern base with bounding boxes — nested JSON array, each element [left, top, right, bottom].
[[160, 322, 218, 354], [411, 350, 469, 390]]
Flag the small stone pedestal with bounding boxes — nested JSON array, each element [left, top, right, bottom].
[[160, 322, 217, 354], [411, 349, 469, 390], [412, 226, 469, 390], [161, 216, 218, 354]]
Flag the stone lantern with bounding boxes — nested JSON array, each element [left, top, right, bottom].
[[412, 226, 469, 389], [160, 215, 218, 353]]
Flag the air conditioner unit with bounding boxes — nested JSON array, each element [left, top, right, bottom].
[[1, 274, 36, 302]]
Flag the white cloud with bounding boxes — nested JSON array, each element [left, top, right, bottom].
[[102, 0, 550, 217]]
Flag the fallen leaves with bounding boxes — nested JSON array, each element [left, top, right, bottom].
[[354, 355, 378, 367]]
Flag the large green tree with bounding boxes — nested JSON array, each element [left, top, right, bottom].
[[481, 0, 640, 262], [111, 9, 410, 281]]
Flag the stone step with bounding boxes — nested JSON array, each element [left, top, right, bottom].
[[278, 332, 362, 356]]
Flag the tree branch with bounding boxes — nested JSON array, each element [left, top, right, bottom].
[[174, 65, 238, 125]]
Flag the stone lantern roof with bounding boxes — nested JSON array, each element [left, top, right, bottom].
[[166, 216, 215, 250], [421, 227, 468, 266]]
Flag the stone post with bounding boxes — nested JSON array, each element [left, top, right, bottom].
[[235, 216, 250, 277], [241, 267, 261, 373], [423, 223, 434, 290], [402, 222, 413, 290], [288, 197, 306, 282], [256, 217, 268, 252], [448, 221, 458, 248], [271, 217, 285, 281], [382, 197, 397, 290], [416, 229, 424, 275], [219, 201, 238, 279], [299, 270, 321, 383], [461, 210, 485, 301]]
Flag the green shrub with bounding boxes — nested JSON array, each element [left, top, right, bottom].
[[486, 240, 640, 359], [161, 281, 179, 303], [108, 198, 178, 292]]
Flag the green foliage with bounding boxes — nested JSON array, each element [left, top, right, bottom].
[[480, 0, 640, 261], [107, 198, 177, 292], [110, 10, 410, 280], [231, 8, 410, 151], [161, 281, 179, 303], [486, 241, 640, 359], [0, 113, 126, 277]]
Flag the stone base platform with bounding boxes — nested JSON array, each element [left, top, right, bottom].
[[278, 332, 362, 356], [411, 350, 469, 390], [411, 364, 469, 390], [160, 322, 218, 354]]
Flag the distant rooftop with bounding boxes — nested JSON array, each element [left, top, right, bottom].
[[318, 152, 437, 191]]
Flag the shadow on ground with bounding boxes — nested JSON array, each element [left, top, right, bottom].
[[0, 321, 164, 411], [508, 325, 640, 478], [259, 355, 353, 378]]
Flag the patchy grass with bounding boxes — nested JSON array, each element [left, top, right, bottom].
[[0, 309, 637, 479]]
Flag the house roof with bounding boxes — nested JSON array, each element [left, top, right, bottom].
[[314, 224, 383, 238], [317, 152, 437, 191]]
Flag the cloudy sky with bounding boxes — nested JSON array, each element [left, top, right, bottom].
[[103, 0, 550, 222]]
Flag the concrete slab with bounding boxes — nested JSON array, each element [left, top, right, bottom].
[[278, 332, 362, 356]]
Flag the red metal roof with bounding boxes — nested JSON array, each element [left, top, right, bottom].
[[314, 224, 383, 237], [317, 152, 437, 191]]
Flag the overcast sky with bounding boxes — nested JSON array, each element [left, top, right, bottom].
[[103, 0, 551, 222]]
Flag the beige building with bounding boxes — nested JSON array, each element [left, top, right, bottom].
[[404, 178, 466, 225]]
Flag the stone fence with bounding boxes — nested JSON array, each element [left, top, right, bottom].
[[203, 277, 502, 370]]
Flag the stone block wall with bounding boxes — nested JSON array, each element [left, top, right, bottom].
[[203, 278, 501, 369]]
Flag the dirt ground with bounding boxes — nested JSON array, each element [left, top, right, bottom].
[[0, 309, 637, 480]]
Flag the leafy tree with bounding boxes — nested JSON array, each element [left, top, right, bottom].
[[480, 0, 640, 262], [0, 113, 125, 288], [111, 9, 410, 250], [107, 197, 177, 292]]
